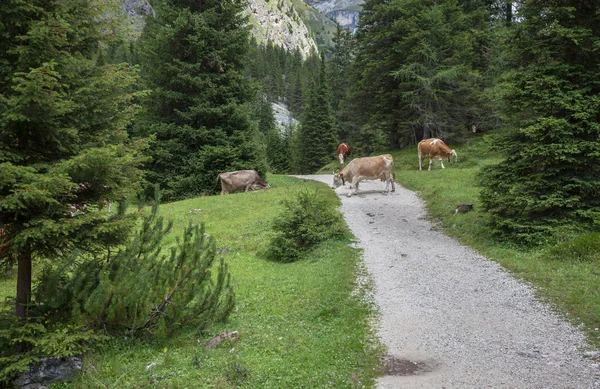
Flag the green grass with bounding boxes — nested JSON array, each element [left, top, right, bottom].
[[4, 138, 600, 387], [1, 175, 382, 388], [0, 268, 15, 314], [386, 138, 600, 348]]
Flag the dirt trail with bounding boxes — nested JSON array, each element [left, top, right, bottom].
[[294, 175, 599, 389]]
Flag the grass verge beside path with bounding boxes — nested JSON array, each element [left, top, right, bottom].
[[387, 139, 600, 348], [3, 175, 382, 388]]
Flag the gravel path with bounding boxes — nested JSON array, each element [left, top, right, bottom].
[[294, 175, 600, 389]]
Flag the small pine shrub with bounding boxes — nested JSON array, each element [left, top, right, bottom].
[[36, 189, 235, 337], [267, 189, 347, 262], [547, 232, 600, 263]]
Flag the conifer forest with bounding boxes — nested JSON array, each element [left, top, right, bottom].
[[0, 0, 599, 386]]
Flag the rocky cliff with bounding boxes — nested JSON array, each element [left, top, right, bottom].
[[247, 0, 318, 57], [303, 0, 364, 32], [121, 0, 320, 57]]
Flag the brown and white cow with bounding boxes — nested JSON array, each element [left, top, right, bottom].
[[332, 154, 395, 197], [336, 143, 351, 164], [217, 170, 270, 195], [418, 138, 458, 171]]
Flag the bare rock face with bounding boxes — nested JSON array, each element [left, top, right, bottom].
[[121, 0, 155, 38], [247, 0, 318, 58], [304, 0, 364, 32], [121, 0, 319, 58], [272, 102, 298, 133]]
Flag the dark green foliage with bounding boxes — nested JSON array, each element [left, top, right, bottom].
[[479, 2, 600, 243], [0, 316, 106, 385], [253, 97, 290, 173], [547, 233, 600, 263], [328, 24, 356, 144], [345, 0, 491, 149], [296, 53, 338, 173], [0, 0, 145, 317], [136, 0, 266, 200], [267, 189, 347, 262], [37, 191, 235, 337]]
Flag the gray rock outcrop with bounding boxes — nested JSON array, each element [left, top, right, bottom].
[[14, 356, 82, 389]]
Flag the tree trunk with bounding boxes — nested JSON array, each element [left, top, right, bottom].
[[506, 2, 513, 25], [16, 243, 31, 318]]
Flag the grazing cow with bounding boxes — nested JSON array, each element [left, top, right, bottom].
[[332, 154, 395, 197], [217, 170, 270, 195], [418, 138, 458, 171], [336, 143, 351, 164]]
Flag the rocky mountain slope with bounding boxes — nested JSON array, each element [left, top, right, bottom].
[[304, 0, 364, 32], [247, 0, 318, 57], [121, 0, 334, 57]]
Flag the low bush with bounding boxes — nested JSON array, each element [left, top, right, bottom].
[[37, 196, 235, 338], [267, 189, 347, 262]]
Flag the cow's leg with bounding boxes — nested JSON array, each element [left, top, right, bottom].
[[347, 180, 358, 197], [339, 154, 344, 164], [428, 158, 433, 171], [440, 157, 445, 169], [390, 177, 395, 192], [418, 151, 423, 170]]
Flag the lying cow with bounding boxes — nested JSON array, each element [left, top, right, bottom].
[[336, 143, 351, 164], [418, 138, 458, 170], [217, 170, 270, 195], [333, 154, 395, 197]]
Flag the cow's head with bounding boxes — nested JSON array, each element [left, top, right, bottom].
[[450, 149, 458, 163], [332, 172, 345, 189]]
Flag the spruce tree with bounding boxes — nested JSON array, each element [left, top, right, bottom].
[[348, 0, 488, 147], [479, 1, 600, 243], [297, 53, 337, 173], [0, 0, 144, 317], [254, 97, 289, 173], [136, 0, 265, 200], [328, 24, 355, 114], [389, 0, 476, 141]]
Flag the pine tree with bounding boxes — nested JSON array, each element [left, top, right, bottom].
[[0, 0, 145, 317], [254, 97, 290, 173], [389, 0, 476, 141], [297, 53, 337, 173], [328, 24, 355, 114], [135, 0, 266, 200], [347, 0, 488, 147], [38, 188, 235, 336], [479, 1, 600, 243]]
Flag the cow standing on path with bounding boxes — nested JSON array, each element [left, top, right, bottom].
[[418, 138, 458, 170], [336, 143, 351, 164], [333, 154, 395, 197], [217, 170, 270, 195]]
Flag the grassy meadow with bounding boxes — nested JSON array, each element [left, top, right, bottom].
[[1, 176, 382, 388], [2, 136, 599, 388]]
